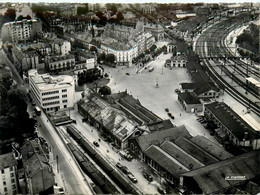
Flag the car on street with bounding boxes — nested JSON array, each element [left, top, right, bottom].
[[168, 112, 175, 119], [126, 73, 130, 75], [165, 108, 169, 112], [175, 89, 181, 94], [143, 172, 153, 182], [157, 186, 166, 194], [116, 162, 122, 169], [127, 173, 137, 183], [93, 141, 99, 147], [121, 166, 130, 174]]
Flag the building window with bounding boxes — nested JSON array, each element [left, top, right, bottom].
[[11, 173, 14, 178], [12, 184, 16, 189], [62, 100, 67, 103], [62, 89, 67, 92], [3, 181, 6, 185], [1, 169, 4, 174], [4, 187, 7, 192], [11, 178, 15, 183], [62, 95, 67, 98]]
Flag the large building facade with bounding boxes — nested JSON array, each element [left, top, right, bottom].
[[0, 153, 18, 195], [28, 69, 75, 112], [1, 19, 42, 43]]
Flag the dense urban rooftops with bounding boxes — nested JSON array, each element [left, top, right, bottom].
[[0, 152, 17, 170]]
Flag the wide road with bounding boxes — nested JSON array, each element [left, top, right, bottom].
[[195, 14, 260, 115]]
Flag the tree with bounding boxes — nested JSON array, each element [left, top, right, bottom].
[[116, 12, 124, 21], [106, 53, 116, 64], [4, 9, 16, 22], [99, 86, 111, 96], [149, 44, 157, 52], [90, 46, 98, 53]]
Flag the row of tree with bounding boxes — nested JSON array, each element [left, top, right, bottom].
[[0, 77, 36, 154], [97, 53, 116, 66]]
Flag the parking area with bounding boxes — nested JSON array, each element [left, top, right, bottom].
[[105, 53, 219, 142]]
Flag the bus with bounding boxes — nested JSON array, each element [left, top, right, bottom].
[[35, 106, 41, 116]]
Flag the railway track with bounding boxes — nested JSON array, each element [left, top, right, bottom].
[[195, 14, 260, 115]]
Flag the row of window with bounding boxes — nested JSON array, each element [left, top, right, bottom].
[[43, 101, 60, 106], [42, 96, 59, 101], [42, 91, 59, 96], [1, 167, 13, 174]]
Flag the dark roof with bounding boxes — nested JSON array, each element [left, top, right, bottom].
[[160, 141, 205, 170], [186, 61, 211, 83], [175, 136, 219, 165], [147, 119, 174, 131], [205, 102, 260, 141], [135, 125, 192, 151], [180, 82, 219, 95], [0, 153, 17, 170], [190, 136, 233, 161], [144, 145, 190, 177], [21, 140, 55, 194], [178, 92, 201, 105], [181, 149, 260, 194]]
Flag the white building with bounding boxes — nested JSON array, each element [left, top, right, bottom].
[[1, 19, 42, 43], [0, 153, 18, 195], [28, 69, 75, 112], [51, 39, 71, 56], [100, 38, 138, 66]]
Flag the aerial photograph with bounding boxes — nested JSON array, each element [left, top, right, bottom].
[[0, 1, 259, 194]]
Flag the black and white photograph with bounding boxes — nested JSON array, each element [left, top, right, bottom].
[[0, 1, 259, 194]]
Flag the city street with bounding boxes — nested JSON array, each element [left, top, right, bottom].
[[69, 107, 169, 194]]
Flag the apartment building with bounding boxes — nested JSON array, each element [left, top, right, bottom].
[[28, 69, 75, 112], [1, 19, 42, 43], [45, 55, 75, 72], [0, 153, 18, 195]]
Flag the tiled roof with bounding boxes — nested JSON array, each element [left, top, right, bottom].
[[135, 125, 192, 151], [181, 149, 260, 194], [175, 136, 219, 165], [180, 82, 219, 95], [144, 145, 190, 177], [178, 92, 201, 104], [147, 119, 174, 131], [160, 141, 205, 170], [205, 102, 260, 141], [21, 140, 54, 193], [0, 153, 17, 170], [79, 95, 138, 141], [189, 136, 233, 160]]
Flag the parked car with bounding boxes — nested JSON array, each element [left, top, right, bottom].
[[157, 186, 166, 194], [168, 112, 175, 119], [93, 141, 99, 147], [121, 166, 130, 174], [116, 162, 122, 169], [126, 73, 130, 75], [127, 173, 137, 183], [175, 89, 181, 94], [165, 108, 169, 112], [143, 172, 153, 182]]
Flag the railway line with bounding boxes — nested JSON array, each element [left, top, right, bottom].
[[195, 14, 260, 115]]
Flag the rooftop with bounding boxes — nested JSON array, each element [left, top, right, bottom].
[[181, 149, 260, 194], [135, 125, 192, 151], [78, 95, 138, 141], [147, 119, 174, 131], [144, 145, 190, 177], [28, 69, 74, 91], [205, 102, 260, 141], [178, 91, 201, 105], [0, 152, 17, 170]]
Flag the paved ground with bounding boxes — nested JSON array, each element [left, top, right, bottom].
[[104, 53, 219, 141], [69, 106, 169, 194]]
